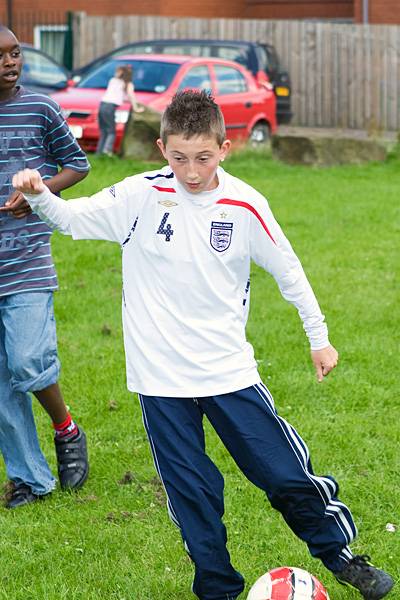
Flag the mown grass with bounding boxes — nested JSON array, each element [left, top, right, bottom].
[[0, 151, 399, 599]]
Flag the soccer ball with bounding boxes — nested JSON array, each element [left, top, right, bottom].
[[247, 566, 330, 600]]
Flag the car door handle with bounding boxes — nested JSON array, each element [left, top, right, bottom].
[[245, 101, 252, 108]]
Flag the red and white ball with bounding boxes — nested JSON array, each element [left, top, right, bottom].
[[247, 566, 330, 600]]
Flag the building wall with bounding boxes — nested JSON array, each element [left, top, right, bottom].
[[5, 0, 354, 26], [245, 1, 354, 21], [5, 0, 159, 16], [354, 0, 400, 23], [6, 0, 400, 40], [158, 0, 354, 19]]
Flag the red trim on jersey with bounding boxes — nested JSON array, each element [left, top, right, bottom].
[[216, 199, 276, 245], [152, 185, 176, 193]]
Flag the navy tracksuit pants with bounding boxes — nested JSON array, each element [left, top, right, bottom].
[[139, 383, 357, 600]]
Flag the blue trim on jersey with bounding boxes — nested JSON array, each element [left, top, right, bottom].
[[144, 172, 174, 181], [51, 140, 76, 153], [0, 285, 57, 296], [43, 122, 65, 140], [6, 100, 60, 116], [0, 112, 52, 123], [0, 123, 45, 130], [3, 231, 54, 240], [1, 221, 49, 229], [3, 145, 42, 152], [62, 163, 89, 170], [0, 242, 50, 253], [0, 274, 57, 288], [0, 264, 55, 278], [0, 253, 51, 265]]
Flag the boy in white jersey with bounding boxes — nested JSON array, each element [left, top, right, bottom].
[[13, 91, 393, 600]]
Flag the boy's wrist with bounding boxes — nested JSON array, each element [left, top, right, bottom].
[[310, 341, 330, 352], [24, 188, 49, 204]]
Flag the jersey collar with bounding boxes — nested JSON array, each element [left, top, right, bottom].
[[174, 167, 226, 206]]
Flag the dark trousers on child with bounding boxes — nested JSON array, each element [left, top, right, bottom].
[[96, 101, 117, 154], [139, 383, 357, 600]]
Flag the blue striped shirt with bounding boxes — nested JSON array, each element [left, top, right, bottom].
[[0, 86, 89, 296]]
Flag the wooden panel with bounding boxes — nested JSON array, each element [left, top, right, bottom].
[[70, 14, 400, 131]]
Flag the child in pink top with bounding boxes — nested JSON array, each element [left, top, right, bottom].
[[96, 65, 143, 156]]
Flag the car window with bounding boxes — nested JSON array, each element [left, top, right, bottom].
[[254, 46, 270, 72], [178, 66, 212, 92], [110, 44, 157, 56], [213, 46, 249, 68], [159, 44, 211, 58], [258, 44, 279, 74], [78, 59, 181, 93], [21, 48, 68, 88], [214, 65, 248, 95]]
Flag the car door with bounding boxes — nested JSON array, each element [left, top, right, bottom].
[[212, 64, 253, 141]]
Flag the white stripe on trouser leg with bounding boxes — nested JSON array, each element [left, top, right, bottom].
[[256, 383, 356, 543], [138, 394, 181, 529], [326, 504, 356, 541], [340, 546, 354, 562], [258, 384, 344, 504], [254, 384, 356, 545]]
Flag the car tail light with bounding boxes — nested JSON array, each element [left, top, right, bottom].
[[275, 86, 290, 96]]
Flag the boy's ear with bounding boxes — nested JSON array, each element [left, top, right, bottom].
[[156, 138, 167, 159], [220, 139, 231, 161]]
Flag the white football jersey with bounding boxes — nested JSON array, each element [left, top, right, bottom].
[[27, 166, 329, 396]]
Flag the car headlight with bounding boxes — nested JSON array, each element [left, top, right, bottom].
[[115, 109, 130, 124]]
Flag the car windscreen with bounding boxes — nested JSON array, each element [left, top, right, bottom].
[[21, 48, 68, 89], [77, 59, 181, 93]]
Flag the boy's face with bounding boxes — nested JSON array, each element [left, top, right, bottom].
[[0, 29, 22, 100], [157, 134, 231, 194]]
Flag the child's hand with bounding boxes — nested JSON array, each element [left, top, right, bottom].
[[12, 169, 45, 195], [0, 190, 32, 219], [311, 345, 338, 382]]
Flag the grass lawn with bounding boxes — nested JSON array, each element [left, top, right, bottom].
[[0, 151, 398, 599]]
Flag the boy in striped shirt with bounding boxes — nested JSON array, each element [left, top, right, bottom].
[[0, 26, 89, 508]]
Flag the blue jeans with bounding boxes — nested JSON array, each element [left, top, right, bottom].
[[0, 291, 59, 494], [96, 102, 117, 154]]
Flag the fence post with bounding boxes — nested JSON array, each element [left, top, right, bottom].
[[6, 0, 13, 30], [63, 11, 74, 70]]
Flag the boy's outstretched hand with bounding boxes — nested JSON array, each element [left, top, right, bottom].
[[12, 169, 45, 195], [311, 345, 338, 382], [0, 190, 32, 219]]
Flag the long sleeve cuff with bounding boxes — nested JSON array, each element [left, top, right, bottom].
[[24, 188, 73, 234]]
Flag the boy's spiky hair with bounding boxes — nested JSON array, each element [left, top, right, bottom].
[[160, 90, 226, 146]]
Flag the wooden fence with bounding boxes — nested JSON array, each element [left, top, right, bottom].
[[72, 13, 400, 131]]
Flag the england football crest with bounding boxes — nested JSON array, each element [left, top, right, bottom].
[[210, 221, 233, 252]]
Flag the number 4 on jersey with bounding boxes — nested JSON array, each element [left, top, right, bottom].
[[157, 212, 174, 242]]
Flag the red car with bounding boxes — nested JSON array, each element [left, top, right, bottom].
[[51, 54, 277, 153]]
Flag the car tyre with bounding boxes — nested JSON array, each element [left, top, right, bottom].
[[249, 122, 270, 147]]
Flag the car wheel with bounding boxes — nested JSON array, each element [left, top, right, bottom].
[[249, 122, 270, 147]]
